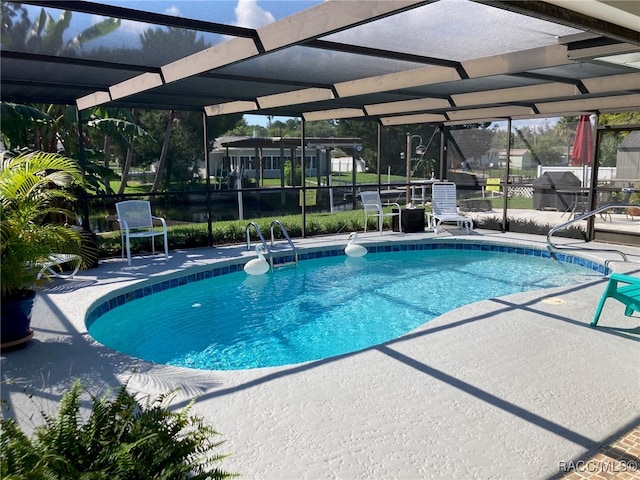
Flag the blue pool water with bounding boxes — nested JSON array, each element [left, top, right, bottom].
[[87, 246, 599, 370]]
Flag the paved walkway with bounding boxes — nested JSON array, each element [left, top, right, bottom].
[[560, 425, 640, 480], [2, 230, 639, 479]]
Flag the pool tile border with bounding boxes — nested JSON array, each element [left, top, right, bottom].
[[86, 240, 607, 327]]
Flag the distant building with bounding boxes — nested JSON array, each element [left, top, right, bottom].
[[616, 131, 640, 181], [208, 136, 363, 181], [331, 156, 366, 173], [498, 149, 536, 169]]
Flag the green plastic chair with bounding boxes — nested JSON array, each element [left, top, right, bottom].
[[591, 273, 640, 326]]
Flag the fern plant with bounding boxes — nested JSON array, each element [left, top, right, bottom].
[[0, 379, 237, 480]]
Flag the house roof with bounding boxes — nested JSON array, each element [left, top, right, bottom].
[[498, 149, 531, 156], [618, 130, 640, 150], [2, 0, 639, 126], [215, 137, 363, 150]]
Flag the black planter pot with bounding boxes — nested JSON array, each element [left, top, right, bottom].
[[1, 289, 36, 350]]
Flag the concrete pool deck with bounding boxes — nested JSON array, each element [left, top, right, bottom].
[[1, 229, 639, 479]]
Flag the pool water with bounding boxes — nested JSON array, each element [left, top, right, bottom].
[[88, 248, 597, 370]]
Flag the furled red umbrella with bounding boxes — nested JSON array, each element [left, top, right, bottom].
[[571, 115, 594, 166]]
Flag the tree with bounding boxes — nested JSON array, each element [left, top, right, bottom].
[[0, 3, 124, 194], [336, 120, 379, 171], [599, 112, 640, 126], [150, 110, 176, 193], [139, 27, 206, 64], [447, 123, 493, 168], [86, 108, 154, 193], [0, 2, 120, 56], [1, 102, 117, 195], [0, 102, 53, 150], [303, 120, 336, 137], [224, 118, 254, 137], [127, 27, 243, 191], [87, 108, 145, 168]]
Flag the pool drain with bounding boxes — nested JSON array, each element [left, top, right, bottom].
[[542, 297, 566, 305]]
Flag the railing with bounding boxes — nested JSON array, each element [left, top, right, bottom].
[[547, 203, 638, 269], [270, 220, 298, 268], [246, 222, 270, 252], [246, 220, 298, 269]]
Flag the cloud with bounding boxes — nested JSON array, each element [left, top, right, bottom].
[[234, 0, 275, 28], [164, 6, 181, 17]]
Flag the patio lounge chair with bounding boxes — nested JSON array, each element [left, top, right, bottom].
[[36, 254, 82, 280], [431, 182, 473, 234], [591, 273, 640, 326], [115, 200, 168, 266], [359, 190, 402, 234]]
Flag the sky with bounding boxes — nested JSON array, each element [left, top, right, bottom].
[[101, 0, 320, 27], [24, 0, 321, 126], [103, 1, 321, 126]]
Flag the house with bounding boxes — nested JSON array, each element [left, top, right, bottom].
[[616, 131, 640, 181], [498, 149, 536, 169], [208, 136, 363, 183]]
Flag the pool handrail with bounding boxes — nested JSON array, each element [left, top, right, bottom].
[[246, 220, 298, 269], [547, 203, 637, 269], [270, 220, 299, 268], [246, 222, 271, 253]]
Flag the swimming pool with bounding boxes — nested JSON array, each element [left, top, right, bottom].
[[87, 241, 604, 370]]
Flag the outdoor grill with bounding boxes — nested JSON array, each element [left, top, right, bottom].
[[532, 172, 581, 210]]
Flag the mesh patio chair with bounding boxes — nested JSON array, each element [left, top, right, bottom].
[[115, 200, 168, 266], [359, 190, 402, 235]]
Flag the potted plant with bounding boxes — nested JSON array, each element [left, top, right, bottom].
[[1, 149, 96, 349]]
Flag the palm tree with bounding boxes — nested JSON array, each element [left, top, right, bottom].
[[1, 3, 121, 56], [1, 150, 96, 302]]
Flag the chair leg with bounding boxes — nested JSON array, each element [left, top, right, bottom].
[[36, 255, 82, 280], [163, 231, 168, 260], [125, 234, 132, 266], [591, 296, 607, 326], [591, 278, 617, 326]]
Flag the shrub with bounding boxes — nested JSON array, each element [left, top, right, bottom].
[[473, 215, 587, 239], [283, 161, 301, 186], [170, 226, 209, 249], [0, 379, 236, 480]]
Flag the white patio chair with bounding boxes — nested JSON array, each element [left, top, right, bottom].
[[431, 182, 473, 234], [359, 190, 402, 234], [115, 200, 168, 265]]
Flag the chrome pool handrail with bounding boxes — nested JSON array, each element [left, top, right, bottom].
[[246, 220, 299, 269], [246, 222, 270, 253], [546, 203, 638, 267], [270, 220, 298, 268]]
